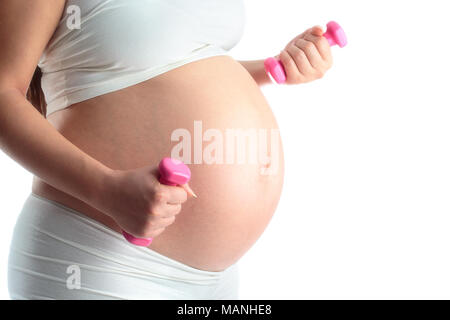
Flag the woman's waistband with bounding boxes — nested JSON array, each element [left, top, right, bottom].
[[12, 193, 228, 285]]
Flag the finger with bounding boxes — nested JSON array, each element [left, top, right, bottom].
[[147, 227, 166, 239], [286, 27, 313, 47], [285, 45, 314, 77], [294, 38, 323, 70], [162, 185, 188, 204], [156, 215, 176, 228], [310, 25, 324, 37], [278, 49, 305, 84], [149, 202, 181, 221], [303, 32, 332, 63], [162, 203, 182, 218]]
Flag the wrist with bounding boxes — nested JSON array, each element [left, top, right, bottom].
[[83, 164, 117, 213], [238, 59, 273, 86], [254, 59, 273, 86]]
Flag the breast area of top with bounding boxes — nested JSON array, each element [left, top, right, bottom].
[[38, 0, 246, 117]]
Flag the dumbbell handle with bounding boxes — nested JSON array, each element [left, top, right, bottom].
[[264, 21, 347, 84], [122, 158, 192, 247]]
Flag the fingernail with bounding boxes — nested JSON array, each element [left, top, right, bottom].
[[313, 26, 323, 34], [183, 183, 198, 198]]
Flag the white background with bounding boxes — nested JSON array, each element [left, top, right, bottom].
[[1, 0, 450, 299]]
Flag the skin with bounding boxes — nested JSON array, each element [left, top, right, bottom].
[[0, 0, 332, 271]]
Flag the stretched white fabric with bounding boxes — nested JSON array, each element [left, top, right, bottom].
[[8, 193, 239, 300]]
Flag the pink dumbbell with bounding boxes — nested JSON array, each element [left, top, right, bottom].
[[122, 157, 192, 247], [264, 21, 347, 84]]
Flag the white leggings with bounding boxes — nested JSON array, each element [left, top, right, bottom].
[[7, 193, 239, 300]]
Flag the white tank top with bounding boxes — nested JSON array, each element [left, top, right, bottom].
[[38, 0, 246, 117]]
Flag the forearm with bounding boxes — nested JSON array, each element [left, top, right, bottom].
[[0, 88, 112, 206], [238, 59, 273, 87]]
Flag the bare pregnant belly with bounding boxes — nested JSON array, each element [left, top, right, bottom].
[[32, 55, 285, 271]]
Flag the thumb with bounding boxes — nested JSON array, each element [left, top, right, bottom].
[[311, 25, 324, 36]]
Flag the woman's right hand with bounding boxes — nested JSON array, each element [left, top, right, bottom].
[[93, 165, 189, 239]]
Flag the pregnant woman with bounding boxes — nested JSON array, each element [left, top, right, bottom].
[[2, 0, 333, 299]]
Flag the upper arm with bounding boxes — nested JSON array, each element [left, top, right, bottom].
[[0, 0, 66, 95]]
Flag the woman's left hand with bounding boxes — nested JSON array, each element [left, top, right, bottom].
[[276, 26, 333, 85]]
